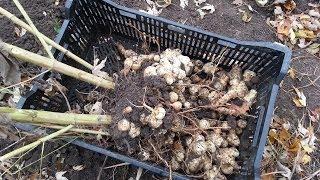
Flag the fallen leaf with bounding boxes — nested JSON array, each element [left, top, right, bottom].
[[92, 57, 110, 79], [288, 28, 296, 44], [246, 5, 254, 12], [55, 171, 68, 180], [197, 4, 215, 19], [277, 161, 291, 178], [302, 145, 313, 153], [89, 101, 103, 115], [306, 43, 320, 55], [308, 9, 320, 18], [297, 38, 312, 48], [301, 154, 311, 164], [273, 0, 286, 4], [14, 27, 27, 37], [0, 52, 21, 86], [283, 0, 296, 13], [231, 0, 243, 6], [194, 0, 206, 6], [277, 19, 292, 36], [292, 87, 306, 107], [295, 30, 316, 39], [287, 68, 296, 79], [274, 6, 284, 15], [54, 0, 60, 6], [241, 11, 252, 23], [44, 78, 68, 97], [255, 0, 268, 7], [155, 0, 171, 8], [309, 108, 320, 122], [72, 165, 85, 171], [179, 0, 188, 9], [288, 138, 300, 152]]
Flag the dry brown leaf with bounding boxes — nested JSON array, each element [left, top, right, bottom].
[[14, 27, 27, 37], [72, 165, 85, 171], [287, 68, 296, 79], [288, 138, 300, 152], [277, 19, 292, 36], [241, 11, 252, 23], [232, 0, 243, 6], [295, 30, 316, 39], [55, 171, 68, 180], [197, 4, 215, 19], [309, 107, 320, 122], [306, 43, 320, 55], [89, 101, 103, 115], [179, 0, 188, 9], [277, 161, 291, 178], [283, 0, 296, 13], [0, 52, 21, 86], [92, 57, 110, 79], [301, 154, 311, 164], [156, 0, 171, 8], [292, 87, 306, 107]]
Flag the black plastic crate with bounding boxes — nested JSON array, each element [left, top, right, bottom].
[[17, 0, 292, 179]]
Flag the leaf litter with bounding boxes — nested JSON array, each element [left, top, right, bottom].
[[262, 113, 318, 179]]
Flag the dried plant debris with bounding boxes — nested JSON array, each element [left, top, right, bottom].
[[262, 115, 318, 179], [268, 2, 320, 53], [83, 44, 260, 178]]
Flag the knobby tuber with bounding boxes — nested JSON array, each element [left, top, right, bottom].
[[101, 45, 259, 179]]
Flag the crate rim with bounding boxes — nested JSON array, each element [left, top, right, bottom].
[[16, 0, 292, 179], [64, 0, 291, 85]]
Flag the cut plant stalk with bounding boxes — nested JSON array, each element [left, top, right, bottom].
[[0, 41, 114, 89], [0, 107, 112, 125], [0, 6, 94, 70], [33, 124, 110, 136], [12, 0, 54, 60], [0, 125, 73, 162]]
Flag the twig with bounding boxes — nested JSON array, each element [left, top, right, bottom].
[[12, 138, 77, 175], [12, 0, 54, 60], [0, 125, 73, 161], [97, 156, 108, 180], [103, 162, 130, 169], [38, 142, 45, 180], [0, 136, 26, 154], [0, 70, 49, 92], [304, 168, 320, 180], [126, 22, 160, 53], [52, 80, 71, 111], [288, 146, 301, 180], [0, 7, 93, 70], [261, 171, 287, 176], [32, 124, 110, 136], [148, 140, 172, 180]]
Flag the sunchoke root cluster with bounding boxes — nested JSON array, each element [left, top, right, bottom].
[[95, 44, 259, 179]]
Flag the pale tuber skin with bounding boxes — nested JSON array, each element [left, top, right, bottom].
[[117, 119, 130, 132], [243, 69, 256, 82], [191, 140, 207, 156], [129, 123, 141, 138], [227, 129, 240, 146], [198, 119, 211, 129], [237, 119, 247, 129], [122, 106, 133, 114], [169, 91, 179, 103], [171, 101, 183, 111]]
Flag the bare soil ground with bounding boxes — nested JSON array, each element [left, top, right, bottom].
[[0, 0, 319, 179]]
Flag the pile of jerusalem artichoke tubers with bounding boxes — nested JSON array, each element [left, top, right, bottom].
[[108, 44, 259, 179]]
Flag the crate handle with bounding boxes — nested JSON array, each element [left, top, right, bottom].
[[217, 39, 236, 48], [168, 25, 185, 34], [119, 10, 137, 19]]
